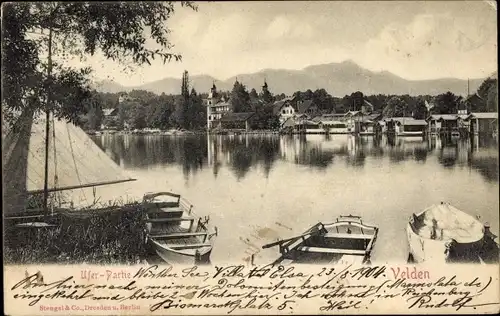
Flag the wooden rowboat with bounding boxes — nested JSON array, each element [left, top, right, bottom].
[[143, 192, 217, 265], [263, 215, 378, 265], [407, 202, 497, 264]]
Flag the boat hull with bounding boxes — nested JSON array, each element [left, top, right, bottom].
[[270, 216, 378, 265], [149, 238, 212, 265], [406, 204, 486, 264]]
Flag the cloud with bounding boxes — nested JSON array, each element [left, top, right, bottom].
[[355, 13, 497, 79], [265, 15, 314, 41]]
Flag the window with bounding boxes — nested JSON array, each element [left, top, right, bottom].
[[282, 110, 286, 114]]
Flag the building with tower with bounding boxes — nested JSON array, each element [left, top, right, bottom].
[[206, 83, 231, 129]]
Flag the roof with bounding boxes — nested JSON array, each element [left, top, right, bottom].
[[297, 100, 315, 114], [466, 93, 483, 102], [218, 112, 255, 122], [281, 117, 296, 128], [103, 108, 118, 116], [345, 111, 361, 117], [365, 113, 382, 120], [312, 114, 346, 122], [212, 101, 231, 107], [467, 112, 498, 120], [363, 99, 375, 110], [272, 100, 288, 114], [318, 120, 347, 125], [296, 118, 319, 125], [428, 114, 460, 121], [387, 117, 427, 126]]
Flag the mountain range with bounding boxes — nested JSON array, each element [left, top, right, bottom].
[[93, 60, 494, 97]]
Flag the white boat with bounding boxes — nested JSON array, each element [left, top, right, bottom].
[[263, 215, 378, 265], [143, 192, 217, 265], [407, 202, 497, 264]]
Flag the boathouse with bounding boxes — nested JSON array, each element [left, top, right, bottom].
[[386, 117, 427, 136], [294, 118, 321, 133], [344, 111, 363, 133], [215, 112, 256, 131], [466, 112, 498, 135]]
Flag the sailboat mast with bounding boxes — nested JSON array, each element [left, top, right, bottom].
[[43, 27, 53, 217]]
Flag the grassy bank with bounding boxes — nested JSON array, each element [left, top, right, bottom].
[[3, 204, 149, 265]]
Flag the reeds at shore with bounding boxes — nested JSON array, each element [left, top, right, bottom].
[[3, 203, 149, 265]]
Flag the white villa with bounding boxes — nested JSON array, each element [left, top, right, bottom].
[[206, 83, 231, 129]]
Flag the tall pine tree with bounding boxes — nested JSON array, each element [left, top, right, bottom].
[[230, 79, 251, 112]]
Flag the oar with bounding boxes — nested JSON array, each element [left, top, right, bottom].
[[262, 231, 317, 249]]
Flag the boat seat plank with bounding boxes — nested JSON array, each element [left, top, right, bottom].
[[148, 206, 184, 213], [147, 207, 183, 215], [324, 233, 373, 239], [165, 243, 211, 250], [150, 232, 208, 239], [146, 216, 195, 223], [297, 246, 366, 255]]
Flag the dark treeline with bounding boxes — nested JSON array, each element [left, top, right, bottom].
[[83, 75, 498, 131]]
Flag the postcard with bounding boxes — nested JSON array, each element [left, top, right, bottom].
[[2, 1, 499, 315]]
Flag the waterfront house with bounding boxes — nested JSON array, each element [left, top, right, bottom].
[[357, 115, 382, 135], [100, 108, 120, 130], [361, 99, 375, 115], [272, 96, 298, 125], [215, 112, 256, 131], [344, 111, 363, 133], [345, 111, 381, 134], [207, 83, 231, 129], [465, 112, 498, 135], [426, 114, 457, 134], [464, 93, 484, 113], [386, 117, 427, 136]]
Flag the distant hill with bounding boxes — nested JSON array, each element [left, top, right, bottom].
[[93, 60, 492, 97]]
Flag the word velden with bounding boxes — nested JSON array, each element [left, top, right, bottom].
[[4, 264, 499, 315]]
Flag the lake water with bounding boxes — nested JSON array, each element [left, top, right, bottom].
[[87, 134, 499, 265]]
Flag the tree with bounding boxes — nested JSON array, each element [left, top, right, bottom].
[[2, 2, 197, 126], [434, 92, 459, 114], [249, 88, 259, 101], [350, 91, 364, 111], [312, 88, 334, 113], [303, 89, 313, 100], [477, 78, 497, 100], [413, 98, 428, 119], [261, 81, 274, 103], [129, 104, 147, 129], [275, 93, 287, 101], [383, 96, 407, 117], [188, 88, 206, 129], [230, 80, 251, 112], [486, 81, 498, 112], [180, 70, 191, 129]]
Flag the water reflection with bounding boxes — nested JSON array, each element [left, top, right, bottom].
[[92, 134, 498, 183]]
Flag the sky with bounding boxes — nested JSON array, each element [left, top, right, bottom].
[[66, 1, 497, 87]]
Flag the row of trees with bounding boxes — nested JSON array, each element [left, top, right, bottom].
[[84, 75, 497, 131]]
